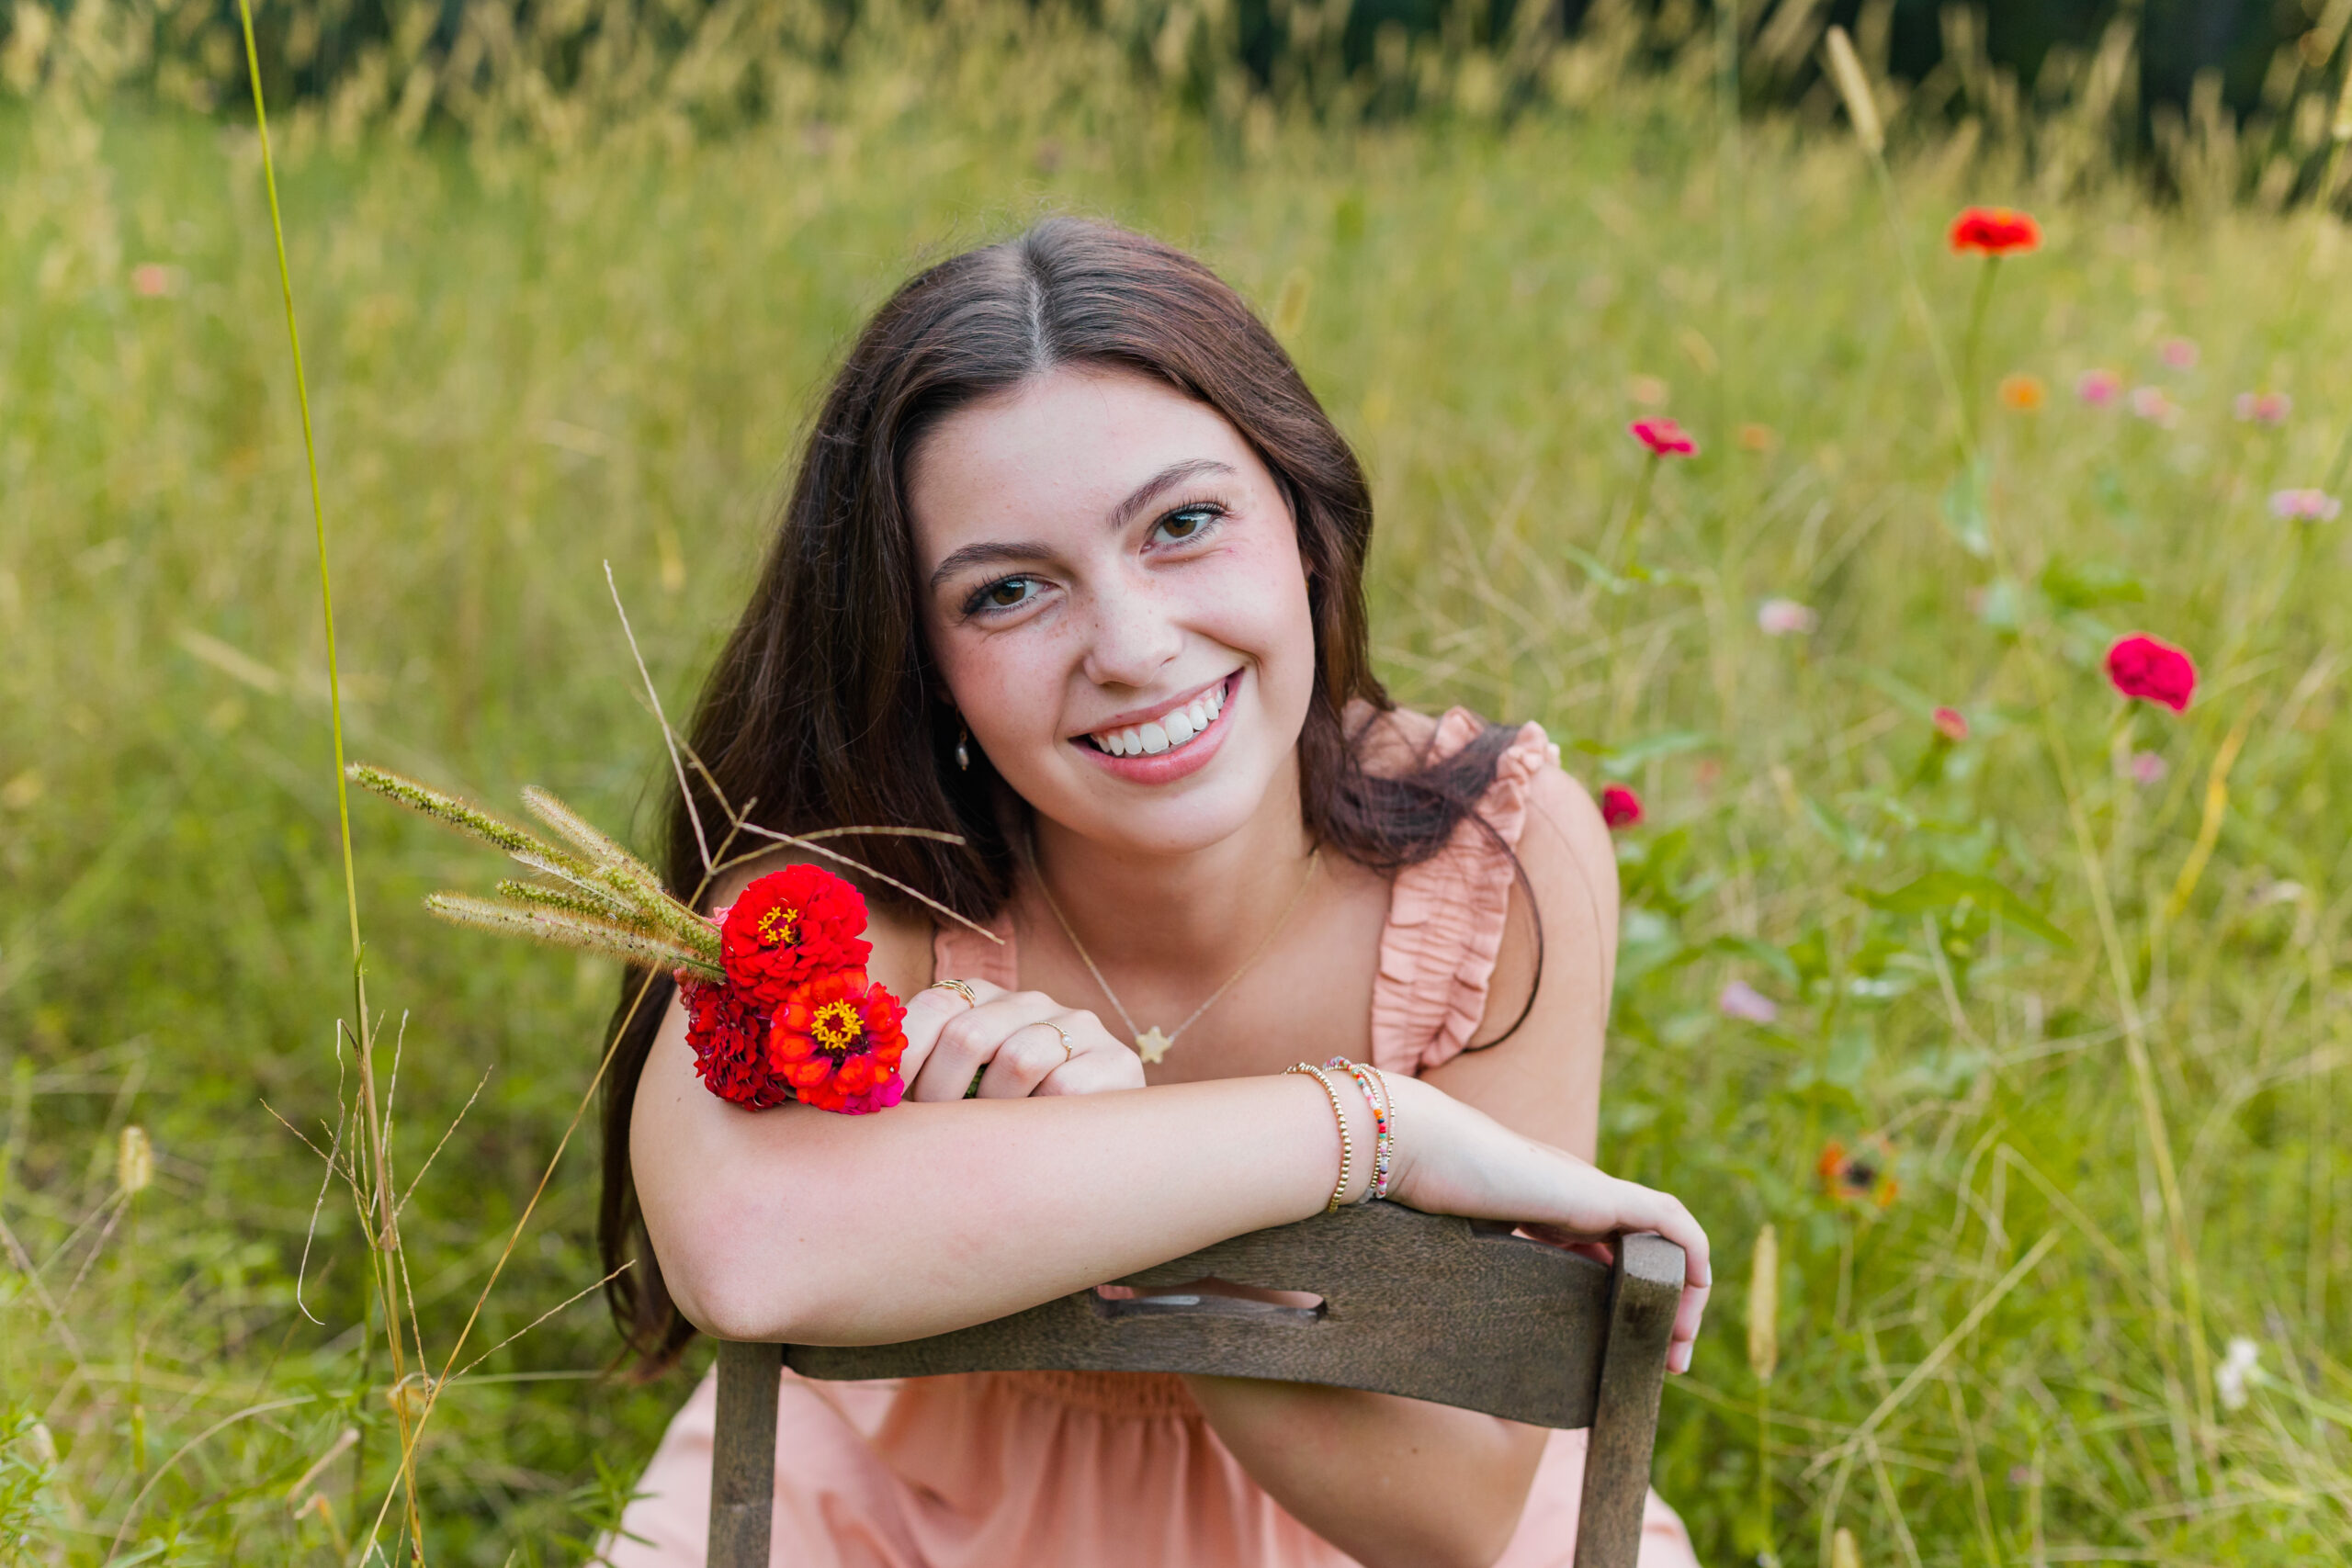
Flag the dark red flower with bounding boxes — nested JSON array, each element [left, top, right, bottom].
[[719, 864, 873, 1008], [1600, 784, 1644, 830], [1948, 207, 2041, 256], [1932, 706, 1969, 742], [770, 969, 909, 1115], [1629, 419, 1698, 458], [680, 977, 790, 1110], [2105, 634, 2196, 714]]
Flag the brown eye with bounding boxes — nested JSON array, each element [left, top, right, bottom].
[[1153, 504, 1221, 544], [967, 575, 1038, 615]]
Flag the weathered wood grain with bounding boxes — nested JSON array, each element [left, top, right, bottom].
[[1571, 1231, 1684, 1568], [707, 1339, 782, 1568]]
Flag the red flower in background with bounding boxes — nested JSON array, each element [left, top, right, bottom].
[[1629, 419, 1698, 457], [1933, 706, 1969, 742], [1600, 784, 1644, 830], [1948, 207, 2041, 255], [720, 863, 874, 1007], [681, 977, 792, 1109], [770, 969, 909, 1115], [2106, 634, 2197, 713]]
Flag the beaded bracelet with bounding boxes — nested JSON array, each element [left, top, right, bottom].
[[1283, 1063, 1354, 1214], [1325, 1057, 1395, 1202]]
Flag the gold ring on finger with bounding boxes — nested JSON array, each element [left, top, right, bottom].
[[1035, 1021, 1073, 1065], [927, 978, 979, 1008]]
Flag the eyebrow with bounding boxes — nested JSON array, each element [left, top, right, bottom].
[[925, 457, 1241, 592]]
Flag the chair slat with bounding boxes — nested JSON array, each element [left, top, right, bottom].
[[1571, 1232, 1685, 1568], [703, 1205, 1686, 1568], [786, 1202, 1620, 1427]]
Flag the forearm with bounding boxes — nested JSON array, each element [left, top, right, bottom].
[[634, 1036, 1356, 1344], [1184, 1377, 1545, 1568]]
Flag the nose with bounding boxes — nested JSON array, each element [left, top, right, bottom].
[[1077, 574, 1184, 692]]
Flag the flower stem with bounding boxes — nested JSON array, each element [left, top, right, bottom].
[[1618, 456, 1657, 571], [1960, 254, 2000, 443]]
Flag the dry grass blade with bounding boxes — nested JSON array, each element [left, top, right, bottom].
[[425, 894, 721, 978], [521, 784, 663, 884]]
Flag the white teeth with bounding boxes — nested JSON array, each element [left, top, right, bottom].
[[1088, 679, 1232, 756]]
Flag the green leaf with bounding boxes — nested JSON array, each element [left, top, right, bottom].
[[1940, 460, 1991, 558], [1854, 870, 2072, 948], [1597, 729, 1714, 778]]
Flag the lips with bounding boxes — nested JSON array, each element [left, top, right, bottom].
[[1083, 679, 1228, 758]]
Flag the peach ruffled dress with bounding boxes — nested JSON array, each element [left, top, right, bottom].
[[608, 713, 1701, 1568]]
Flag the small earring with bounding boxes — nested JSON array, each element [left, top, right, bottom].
[[956, 724, 971, 772]]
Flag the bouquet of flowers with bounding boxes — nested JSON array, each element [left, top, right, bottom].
[[349, 763, 908, 1114]]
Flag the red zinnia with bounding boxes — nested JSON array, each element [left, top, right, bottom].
[[2105, 634, 2196, 714], [681, 977, 790, 1110], [719, 863, 874, 1008], [1628, 419, 1698, 457], [770, 969, 909, 1115], [1600, 784, 1644, 830], [1948, 207, 2041, 256]]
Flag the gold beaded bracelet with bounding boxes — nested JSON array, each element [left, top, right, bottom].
[[1284, 1063, 1353, 1214]]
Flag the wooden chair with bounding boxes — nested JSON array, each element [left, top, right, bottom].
[[706, 1201, 1684, 1568]]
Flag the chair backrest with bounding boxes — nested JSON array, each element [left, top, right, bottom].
[[707, 1201, 1682, 1568]]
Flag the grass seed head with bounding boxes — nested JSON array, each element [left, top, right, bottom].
[[118, 1124, 153, 1195], [1823, 28, 1883, 155], [1746, 1222, 1779, 1384]]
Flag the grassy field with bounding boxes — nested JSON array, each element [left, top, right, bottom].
[[4, 8, 2351, 1562]]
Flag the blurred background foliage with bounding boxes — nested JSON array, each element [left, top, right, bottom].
[[3, 0, 2350, 1562]]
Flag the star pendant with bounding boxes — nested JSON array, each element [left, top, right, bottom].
[[1135, 1027, 1172, 1065]]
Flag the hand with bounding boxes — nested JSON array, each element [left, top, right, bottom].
[[899, 978, 1146, 1101], [1381, 1077, 1711, 1374]]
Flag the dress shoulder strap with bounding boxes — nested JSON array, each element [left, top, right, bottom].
[[1365, 708, 1559, 1077]]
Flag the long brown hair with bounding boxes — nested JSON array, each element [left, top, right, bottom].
[[600, 217, 1536, 1372]]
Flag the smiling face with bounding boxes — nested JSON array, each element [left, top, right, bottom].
[[909, 366, 1317, 857]]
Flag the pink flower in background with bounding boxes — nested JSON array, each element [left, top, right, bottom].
[[2233, 391, 2291, 426], [2128, 386, 2180, 427], [2076, 369, 2122, 407], [2270, 489, 2341, 522], [1932, 706, 1969, 742], [2159, 336, 2199, 370], [1758, 598, 1818, 637], [1600, 784, 1644, 830], [2129, 750, 2169, 786], [1629, 418, 1698, 457], [2106, 634, 2197, 713], [131, 264, 175, 298], [1718, 981, 1779, 1024]]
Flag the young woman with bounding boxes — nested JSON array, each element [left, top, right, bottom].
[[601, 218, 1711, 1568]]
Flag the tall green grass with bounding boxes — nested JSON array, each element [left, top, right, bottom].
[[3, 8, 2350, 1562]]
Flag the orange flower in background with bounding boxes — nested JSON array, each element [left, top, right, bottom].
[[1948, 206, 2041, 255], [1997, 373, 2045, 411], [1736, 423, 1777, 453], [770, 968, 910, 1114], [1819, 1136, 1899, 1208], [1629, 418, 1698, 457]]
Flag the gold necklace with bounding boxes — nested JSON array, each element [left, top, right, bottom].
[[1024, 832, 1322, 1065]]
